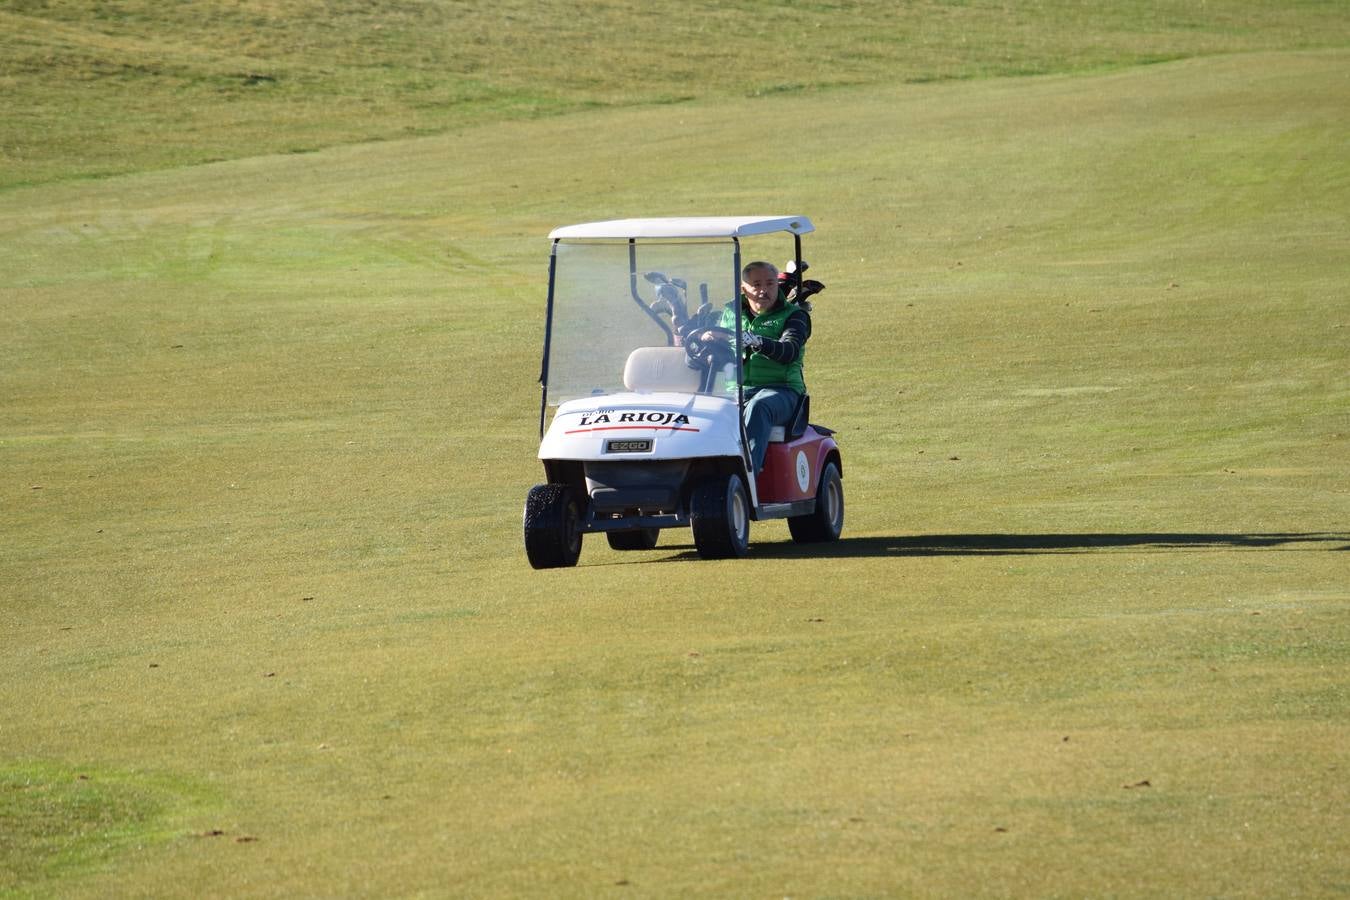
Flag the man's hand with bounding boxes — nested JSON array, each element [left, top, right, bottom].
[[741, 331, 764, 352]]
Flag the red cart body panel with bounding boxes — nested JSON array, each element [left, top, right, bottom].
[[758, 428, 839, 504]]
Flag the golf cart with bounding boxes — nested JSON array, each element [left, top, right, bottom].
[[524, 216, 843, 568]]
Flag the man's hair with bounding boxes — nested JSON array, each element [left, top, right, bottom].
[[742, 260, 778, 279]]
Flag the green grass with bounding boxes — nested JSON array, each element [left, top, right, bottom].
[[6, 0, 1350, 189], [2, 4, 1349, 896], [0, 763, 218, 895]]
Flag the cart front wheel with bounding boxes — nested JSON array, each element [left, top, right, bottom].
[[690, 474, 750, 559], [524, 484, 583, 569]]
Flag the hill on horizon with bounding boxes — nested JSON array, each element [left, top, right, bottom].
[[4, 0, 1350, 189]]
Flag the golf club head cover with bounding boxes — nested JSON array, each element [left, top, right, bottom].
[[779, 259, 810, 295], [796, 279, 825, 299], [655, 283, 688, 322]]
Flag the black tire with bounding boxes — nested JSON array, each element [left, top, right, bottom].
[[606, 528, 660, 551], [690, 474, 751, 559], [788, 462, 844, 543], [523, 484, 583, 569]]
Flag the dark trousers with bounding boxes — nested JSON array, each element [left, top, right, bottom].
[[743, 386, 799, 473]]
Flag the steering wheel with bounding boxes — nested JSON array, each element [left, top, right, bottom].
[[682, 325, 738, 372]]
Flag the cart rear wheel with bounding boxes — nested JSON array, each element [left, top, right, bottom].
[[524, 484, 583, 569], [606, 528, 660, 551], [690, 474, 750, 559], [788, 462, 843, 543]]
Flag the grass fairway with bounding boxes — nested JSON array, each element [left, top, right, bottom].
[[3, 29, 1349, 900]]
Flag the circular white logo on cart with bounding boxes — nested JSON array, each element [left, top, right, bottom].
[[795, 451, 811, 493]]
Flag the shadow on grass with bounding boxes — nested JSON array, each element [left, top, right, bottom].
[[652, 532, 1350, 561]]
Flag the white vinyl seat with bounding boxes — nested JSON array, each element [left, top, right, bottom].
[[623, 347, 701, 394]]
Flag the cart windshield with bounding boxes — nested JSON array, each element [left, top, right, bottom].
[[545, 240, 741, 404]]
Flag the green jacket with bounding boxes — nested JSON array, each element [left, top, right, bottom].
[[717, 293, 811, 394]]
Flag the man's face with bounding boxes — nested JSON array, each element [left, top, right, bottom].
[[742, 266, 779, 314]]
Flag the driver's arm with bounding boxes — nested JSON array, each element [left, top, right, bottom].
[[748, 309, 811, 363]]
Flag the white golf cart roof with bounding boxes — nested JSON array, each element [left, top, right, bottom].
[[549, 216, 814, 240]]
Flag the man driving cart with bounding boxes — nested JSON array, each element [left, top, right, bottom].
[[691, 261, 812, 475]]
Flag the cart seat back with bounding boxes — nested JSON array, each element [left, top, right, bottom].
[[768, 393, 810, 443], [623, 347, 701, 394]]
